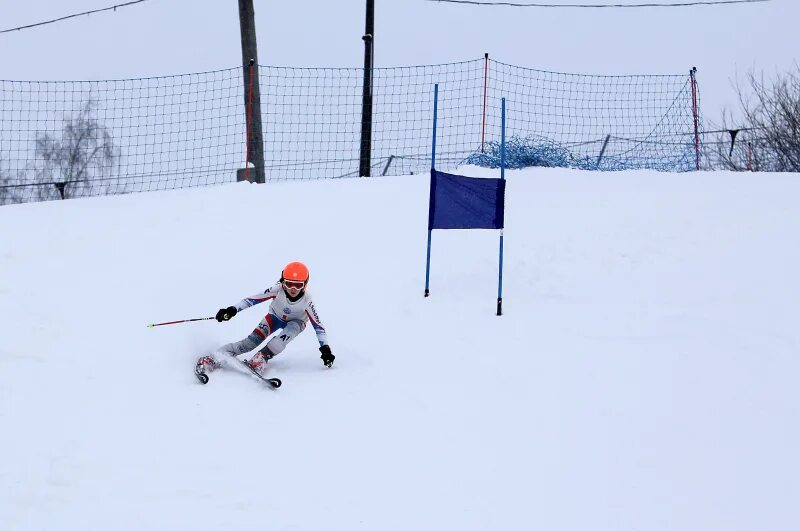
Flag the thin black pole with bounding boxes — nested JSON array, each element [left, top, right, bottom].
[[596, 134, 611, 168], [359, 0, 375, 177]]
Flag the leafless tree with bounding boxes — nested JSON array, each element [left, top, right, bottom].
[[0, 159, 24, 205], [704, 109, 767, 172], [1, 167, 16, 205], [712, 66, 800, 172], [34, 100, 121, 200]]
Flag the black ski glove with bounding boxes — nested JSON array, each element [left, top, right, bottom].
[[320, 345, 335, 367], [215, 306, 237, 322]]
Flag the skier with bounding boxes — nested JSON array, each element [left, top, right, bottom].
[[195, 261, 334, 378]]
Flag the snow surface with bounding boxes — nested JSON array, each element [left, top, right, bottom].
[[1, 168, 799, 530]]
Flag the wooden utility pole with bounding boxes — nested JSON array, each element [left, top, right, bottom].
[[358, 0, 375, 177], [237, 0, 265, 183]]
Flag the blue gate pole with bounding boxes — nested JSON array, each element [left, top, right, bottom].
[[497, 97, 506, 316], [425, 83, 439, 297]]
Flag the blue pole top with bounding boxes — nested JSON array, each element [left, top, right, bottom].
[[431, 83, 439, 171], [500, 97, 506, 181]]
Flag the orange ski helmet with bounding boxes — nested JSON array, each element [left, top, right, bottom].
[[281, 261, 310, 283]]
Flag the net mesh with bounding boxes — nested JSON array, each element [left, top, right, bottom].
[[1, 58, 705, 205]]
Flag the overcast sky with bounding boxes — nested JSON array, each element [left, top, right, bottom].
[[1, 0, 795, 122]]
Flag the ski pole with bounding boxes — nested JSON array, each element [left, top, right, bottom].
[[147, 317, 214, 328]]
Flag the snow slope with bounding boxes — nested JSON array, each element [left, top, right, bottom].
[[1, 168, 799, 531]]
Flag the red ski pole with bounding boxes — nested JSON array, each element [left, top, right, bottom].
[[147, 317, 214, 328]]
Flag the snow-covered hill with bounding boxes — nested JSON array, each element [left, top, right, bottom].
[[1, 168, 798, 531]]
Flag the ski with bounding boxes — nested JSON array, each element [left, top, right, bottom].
[[236, 358, 282, 389], [194, 355, 281, 389], [194, 359, 210, 384]]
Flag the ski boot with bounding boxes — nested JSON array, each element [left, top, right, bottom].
[[194, 355, 219, 384], [246, 349, 274, 376]]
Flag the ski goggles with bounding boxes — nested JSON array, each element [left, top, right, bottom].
[[283, 279, 306, 290]]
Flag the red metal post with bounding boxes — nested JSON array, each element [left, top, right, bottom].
[[690, 67, 700, 171], [481, 53, 489, 152]]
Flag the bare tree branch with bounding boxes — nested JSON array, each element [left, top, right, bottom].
[[34, 100, 121, 200], [709, 66, 800, 172]]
